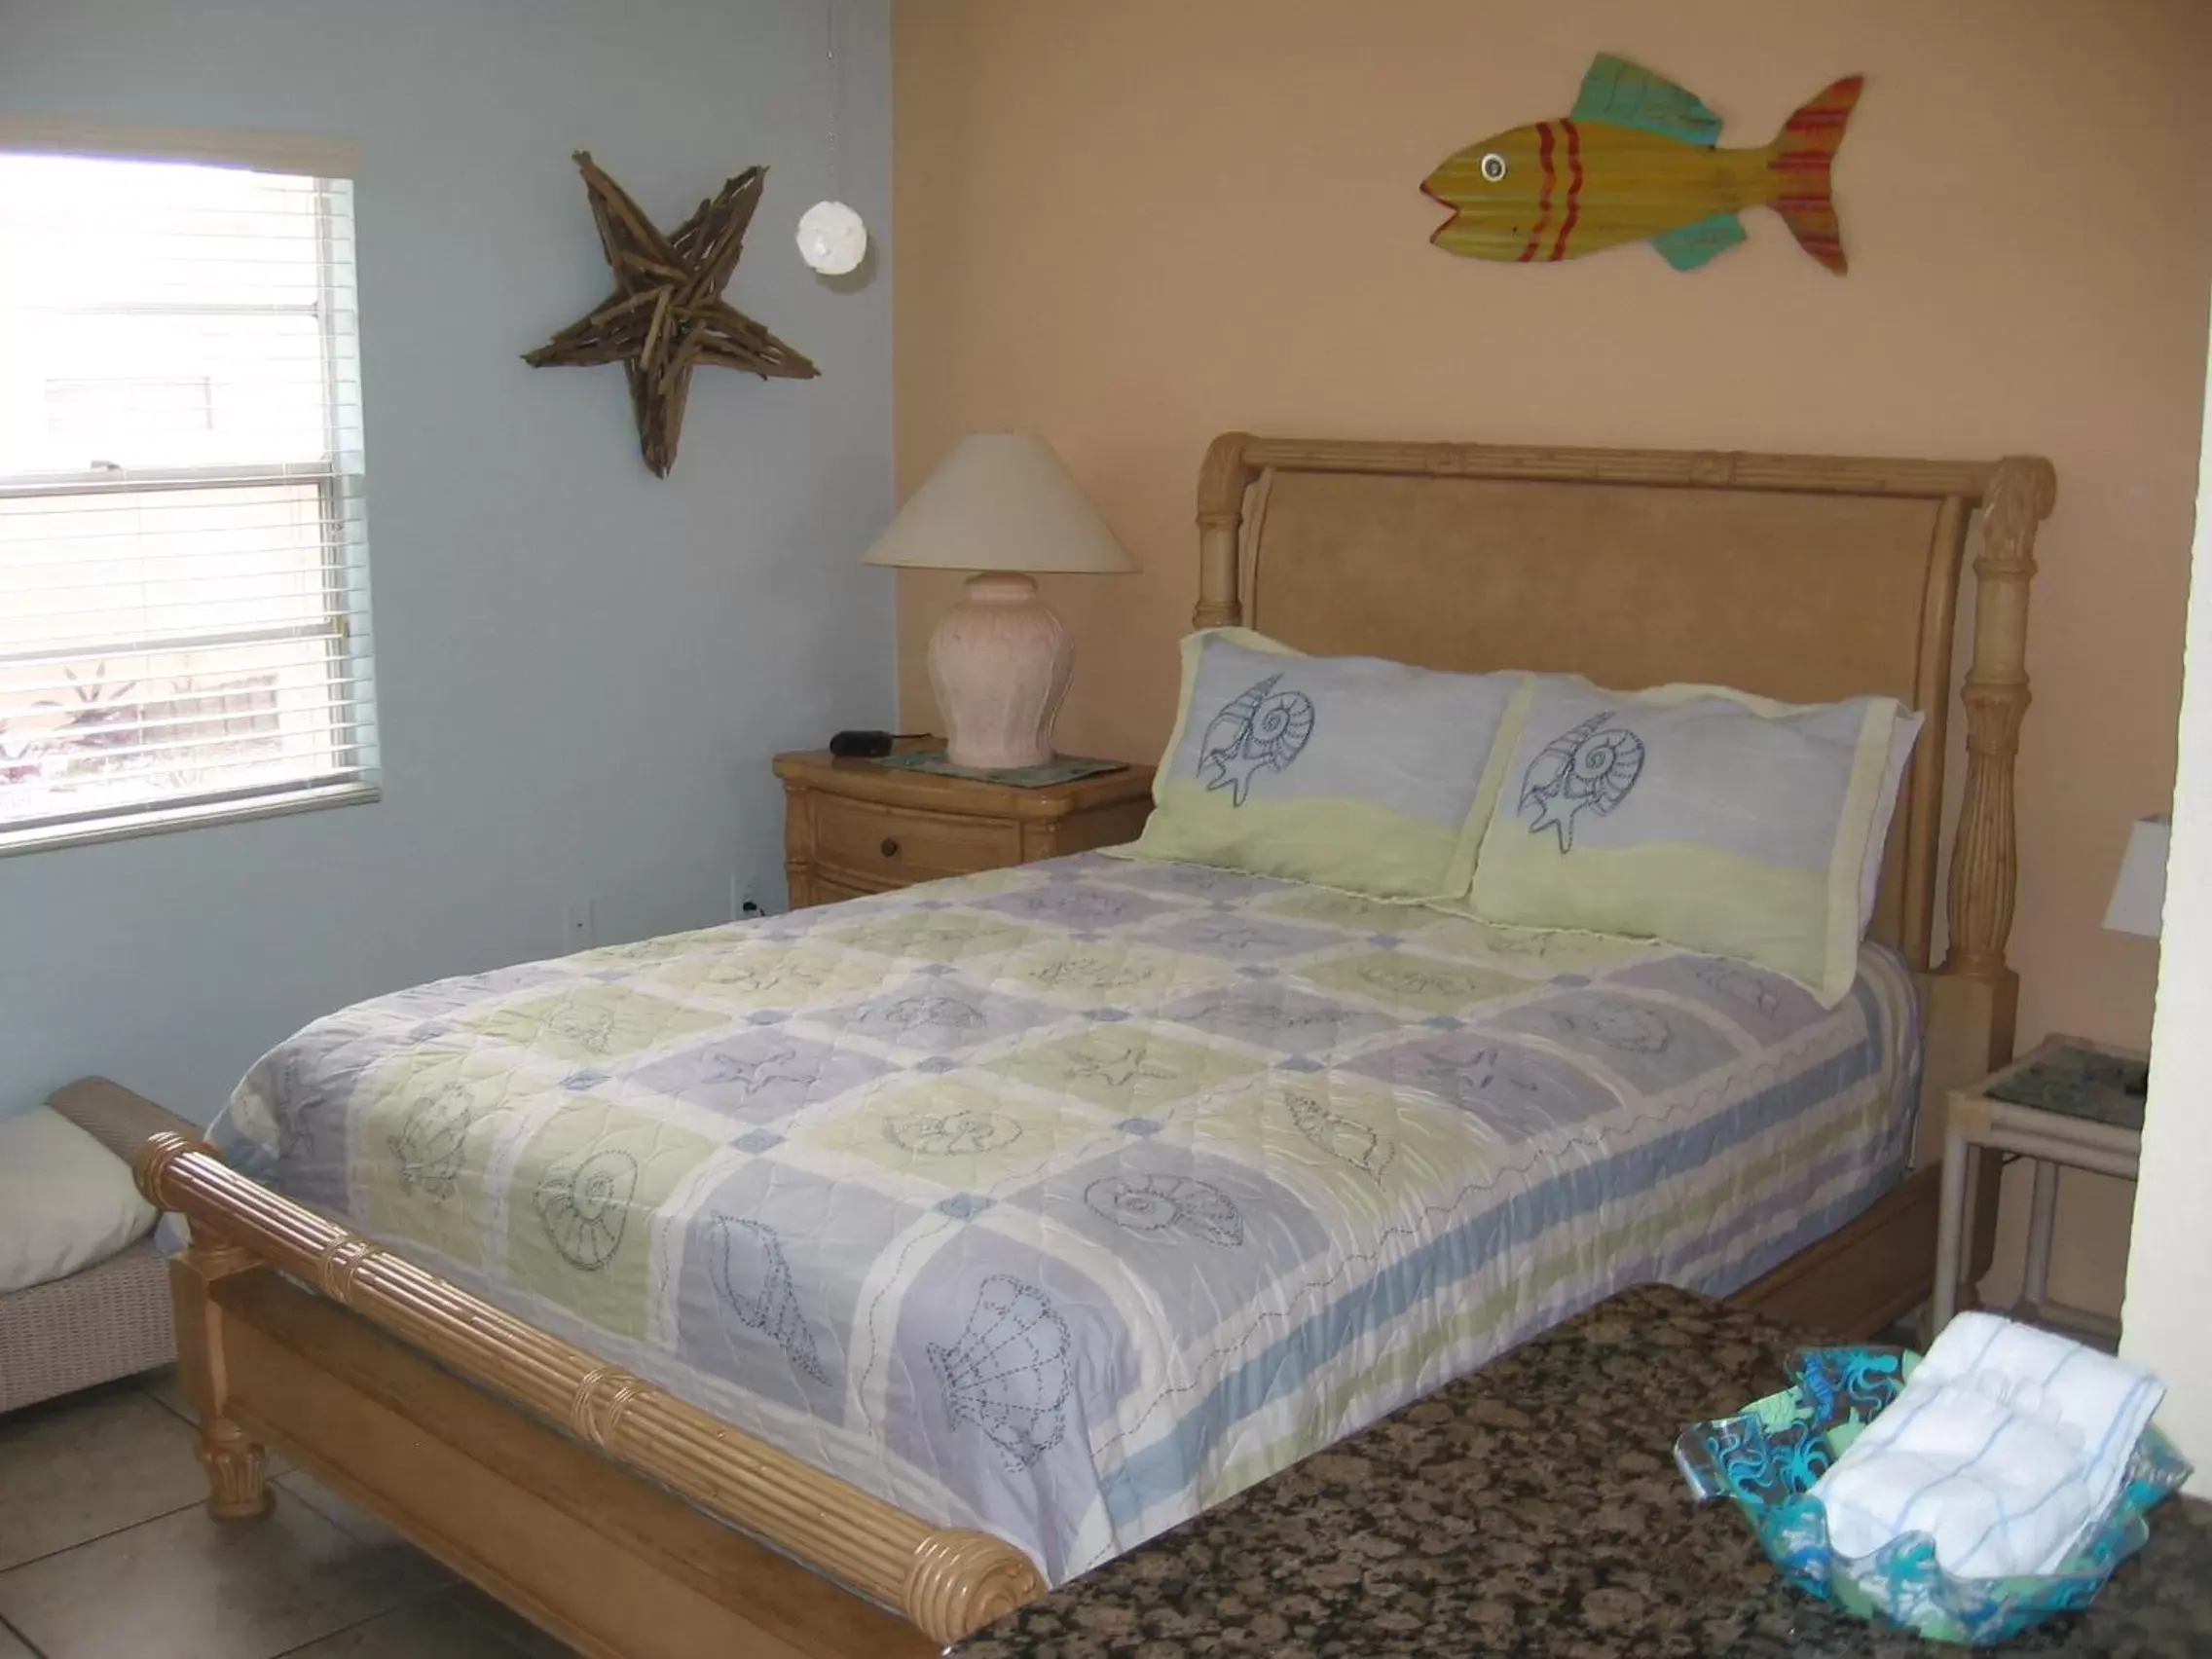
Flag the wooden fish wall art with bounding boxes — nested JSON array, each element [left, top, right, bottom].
[[1422, 54, 1863, 274]]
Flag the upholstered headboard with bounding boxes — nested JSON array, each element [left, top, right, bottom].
[[1193, 435, 2056, 1113]]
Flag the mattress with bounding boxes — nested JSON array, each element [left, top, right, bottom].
[[212, 851, 1920, 1584]]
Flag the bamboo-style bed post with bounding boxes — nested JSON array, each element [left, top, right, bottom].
[[1927, 453, 2057, 1290], [169, 1206, 273, 1519], [1193, 432, 1255, 628], [1943, 455, 2056, 1020]]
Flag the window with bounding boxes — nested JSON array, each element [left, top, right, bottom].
[[0, 133, 377, 852]]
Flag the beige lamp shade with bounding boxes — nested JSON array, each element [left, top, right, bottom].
[[863, 433, 1136, 573]]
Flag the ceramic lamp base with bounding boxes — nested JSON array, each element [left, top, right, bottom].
[[927, 571, 1071, 771]]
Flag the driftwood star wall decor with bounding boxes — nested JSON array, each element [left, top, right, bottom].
[[525, 152, 818, 476]]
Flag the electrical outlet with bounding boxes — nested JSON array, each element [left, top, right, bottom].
[[731, 876, 763, 922], [563, 899, 596, 950]]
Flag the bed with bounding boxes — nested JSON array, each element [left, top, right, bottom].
[[136, 432, 2053, 1659]]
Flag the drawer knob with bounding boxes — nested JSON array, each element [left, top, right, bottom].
[[879, 836, 901, 859]]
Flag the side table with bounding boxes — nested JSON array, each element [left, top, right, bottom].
[[774, 745, 1154, 908], [1932, 1034, 2148, 1342]]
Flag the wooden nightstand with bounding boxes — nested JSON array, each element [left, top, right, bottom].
[[773, 747, 1155, 908], [1932, 1033, 2148, 1345]]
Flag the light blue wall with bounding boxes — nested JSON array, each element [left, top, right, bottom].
[[0, 0, 897, 1123]]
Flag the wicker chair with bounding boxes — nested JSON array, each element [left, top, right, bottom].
[[0, 1079, 196, 1415]]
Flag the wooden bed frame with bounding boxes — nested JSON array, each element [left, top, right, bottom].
[[137, 434, 2053, 1659]]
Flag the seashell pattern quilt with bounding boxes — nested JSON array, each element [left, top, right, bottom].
[[213, 851, 1919, 1585]]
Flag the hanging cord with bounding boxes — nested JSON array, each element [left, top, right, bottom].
[[825, 0, 843, 204], [793, 0, 866, 275]]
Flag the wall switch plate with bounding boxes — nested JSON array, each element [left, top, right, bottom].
[[563, 899, 597, 949]]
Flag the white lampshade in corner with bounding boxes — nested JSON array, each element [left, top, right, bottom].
[[864, 434, 1136, 771], [864, 434, 1136, 575], [2105, 816, 2170, 938]]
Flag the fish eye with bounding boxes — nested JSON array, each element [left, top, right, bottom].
[[1480, 152, 1507, 183]]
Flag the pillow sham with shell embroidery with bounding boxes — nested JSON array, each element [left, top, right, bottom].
[[1121, 628, 1521, 903], [1460, 675, 1905, 1006]]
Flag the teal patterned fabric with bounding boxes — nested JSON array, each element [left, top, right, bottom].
[[1677, 1346, 2194, 1646]]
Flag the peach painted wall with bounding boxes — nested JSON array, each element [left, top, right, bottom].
[[894, 1, 2212, 1313]]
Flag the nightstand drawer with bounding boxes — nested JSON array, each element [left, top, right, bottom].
[[796, 870, 888, 907], [776, 746, 1155, 909], [812, 794, 1021, 882]]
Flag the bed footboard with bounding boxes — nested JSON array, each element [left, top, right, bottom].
[[134, 1135, 1046, 1658]]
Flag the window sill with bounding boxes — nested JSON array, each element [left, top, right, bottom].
[[0, 779, 381, 859]]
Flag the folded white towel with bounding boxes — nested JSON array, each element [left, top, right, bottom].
[[1812, 1313, 2163, 1578]]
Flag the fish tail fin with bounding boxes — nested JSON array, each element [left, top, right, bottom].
[[1766, 74, 1862, 275]]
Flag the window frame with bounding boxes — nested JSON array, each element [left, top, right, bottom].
[[0, 131, 379, 856]]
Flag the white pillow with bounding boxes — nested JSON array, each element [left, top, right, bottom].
[[1857, 708, 1925, 934], [0, 1107, 159, 1294]]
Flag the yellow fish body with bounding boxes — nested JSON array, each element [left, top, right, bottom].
[[1424, 55, 1862, 274]]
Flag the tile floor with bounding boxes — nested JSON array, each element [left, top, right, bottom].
[[0, 1372, 577, 1658]]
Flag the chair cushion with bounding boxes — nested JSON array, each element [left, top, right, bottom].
[[0, 1106, 158, 1294]]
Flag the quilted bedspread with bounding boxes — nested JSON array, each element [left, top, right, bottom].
[[212, 851, 1919, 1585]]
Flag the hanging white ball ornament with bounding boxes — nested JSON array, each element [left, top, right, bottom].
[[796, 201, 867, 276]]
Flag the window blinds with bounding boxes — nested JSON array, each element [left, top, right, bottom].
[[0, 133, 377, 849]]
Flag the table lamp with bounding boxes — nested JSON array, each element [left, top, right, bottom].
[[865, 433, 1136, 771], [2104, 814, 2167, 1098], [2105, 816, 2170, 939]]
